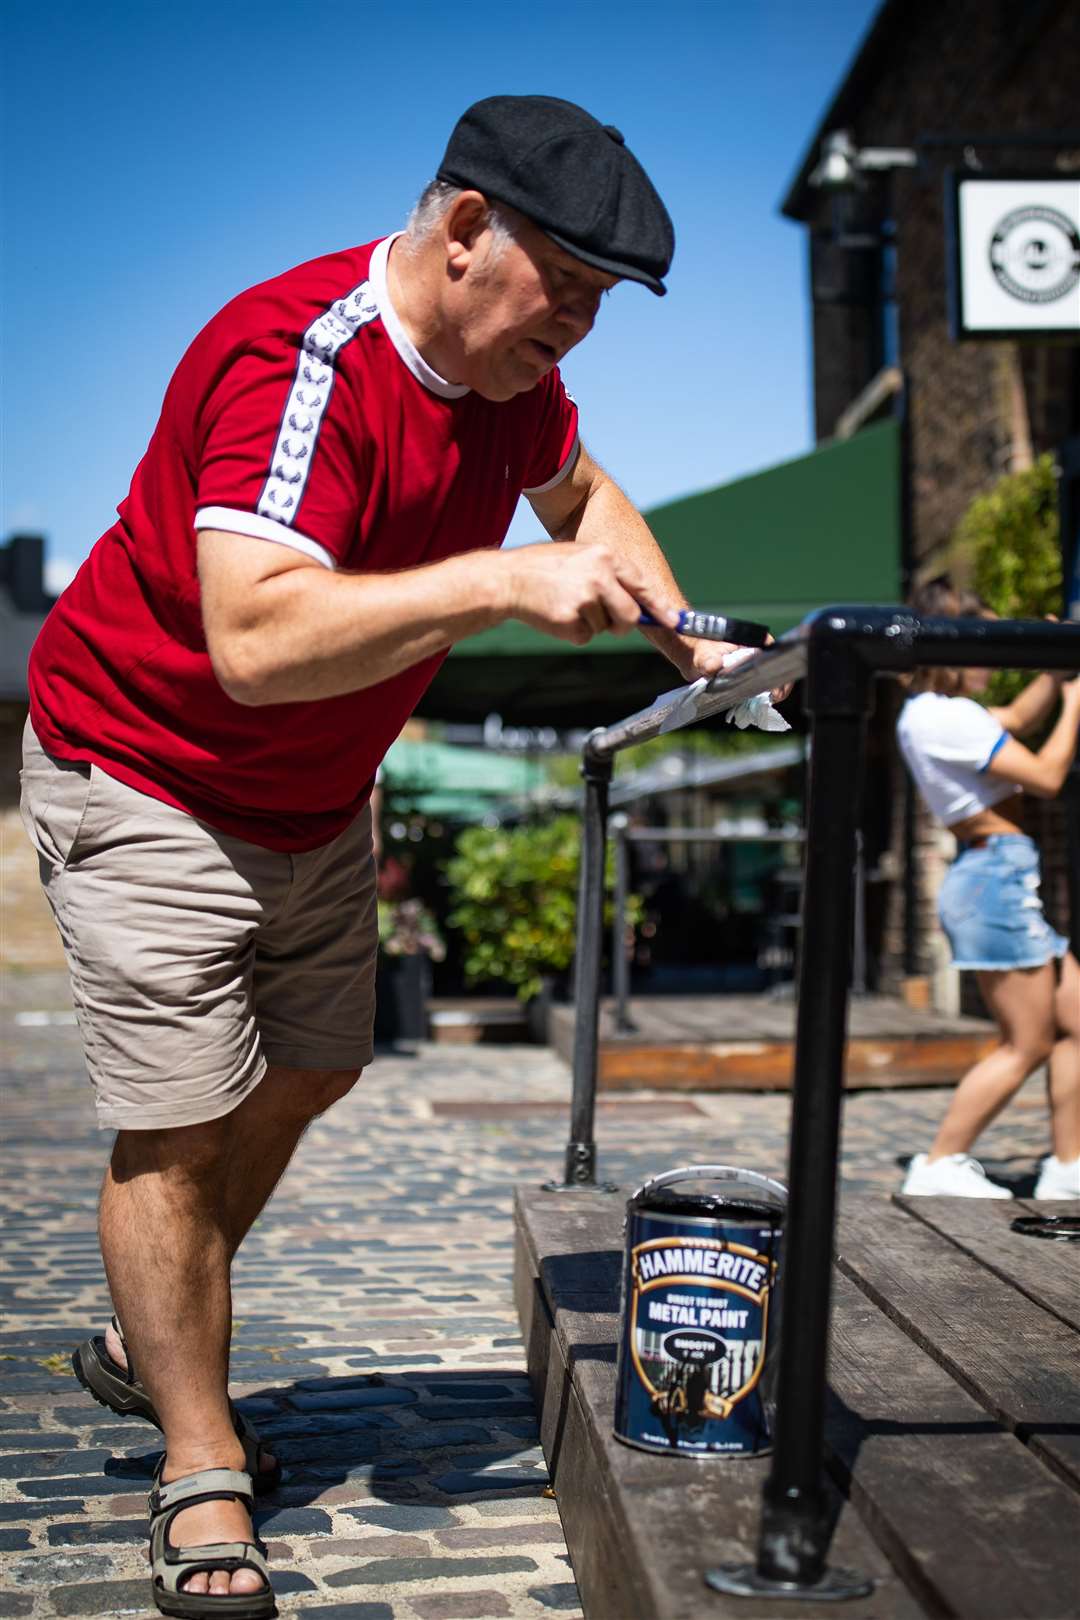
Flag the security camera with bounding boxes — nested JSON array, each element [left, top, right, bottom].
[[809, 129, 919, 191], [809, 131, 860, 191]]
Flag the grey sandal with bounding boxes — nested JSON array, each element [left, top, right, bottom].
[[72, 1317, 282, 1495], [148, 1459, 274, 1620]]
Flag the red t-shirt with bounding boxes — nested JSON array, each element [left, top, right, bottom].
[[29, 234, 579, 851]]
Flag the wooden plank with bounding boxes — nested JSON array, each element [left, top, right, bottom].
[[515, 1190, 916, 1620], [600, 1045, 794, 1090], [826, 1268, 1080, 1620], [548, 1006, 993, 1091], [514, 1187, 625, 1278], [837, 1200, 1080, 1488], [845, 1036, 997, 1081], [593, 1037, 995, 1091], [514, 1221, 554, 1407], [552, 994, 992, 1051], [594, 994, 993, 1041], [518, 1189, 1080, 1618], [896, 1194, 1080, 1333], [432, 1098, 707, 1119]]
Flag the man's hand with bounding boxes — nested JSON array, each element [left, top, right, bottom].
[[675, 636, 793, 704], [502, 541, 682, 643], [527, 451, 794, 700], [675, 638, 742, 683]]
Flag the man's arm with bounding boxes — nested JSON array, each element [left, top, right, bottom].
[[529, 444, 765, 684], [197, 527, 683, 706]]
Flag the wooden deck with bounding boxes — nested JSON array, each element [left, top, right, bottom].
[[515, 1187, 1080, 1619], [549, 993, 996, 1090], [427, 995, 529, 1044]]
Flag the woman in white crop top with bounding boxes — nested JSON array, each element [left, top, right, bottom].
[[896, 578, 1080, 1200]]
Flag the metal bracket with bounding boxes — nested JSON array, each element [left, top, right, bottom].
[[565, 1140, 595, 1182], [539, 1142, 620, 1194]]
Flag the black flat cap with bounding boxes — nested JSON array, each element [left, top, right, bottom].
[[436, 95, 675, 295]]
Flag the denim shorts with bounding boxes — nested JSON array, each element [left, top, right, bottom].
[[938, 834, 1069, 972]]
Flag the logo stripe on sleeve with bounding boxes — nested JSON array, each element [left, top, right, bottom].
[[257, 280, 381, 526]]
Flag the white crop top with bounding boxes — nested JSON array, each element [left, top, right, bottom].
[[896, 693, 1014, 826]]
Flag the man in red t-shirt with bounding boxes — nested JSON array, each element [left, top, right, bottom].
[[22, 97, 751, 1610]]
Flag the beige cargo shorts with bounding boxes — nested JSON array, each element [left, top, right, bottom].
[[19, 720, 377, 1131]]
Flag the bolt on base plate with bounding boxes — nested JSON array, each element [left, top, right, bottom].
[[540, 1180, 620, 1194], [705, 1564, 874, 1603]]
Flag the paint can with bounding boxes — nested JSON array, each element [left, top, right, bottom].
[[614, 1164, 786, 1457]]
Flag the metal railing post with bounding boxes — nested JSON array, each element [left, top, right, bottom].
[[525, 609, 1076, 1588], [610, 814, 635, 1034], [902, 772, 919, 977], [708, 628, 874, 1603], [562, 742, 612, 1187], [852, 829, 867, 996]]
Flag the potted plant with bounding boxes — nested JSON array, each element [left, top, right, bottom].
[[376, 896, 446, 1042], [446, 815, 638, 1039]]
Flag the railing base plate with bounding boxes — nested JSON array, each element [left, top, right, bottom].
[[540, 1180, 620, 1194], [704, 1564, 874, 1603]]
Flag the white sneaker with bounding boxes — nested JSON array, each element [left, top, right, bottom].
[[901, 1153, 1014, 1198], [1033, 1155, 1080, 1199]]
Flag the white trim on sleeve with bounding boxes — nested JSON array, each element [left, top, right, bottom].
[[523, 432, 581, 496], [194, 506, 336, 569]]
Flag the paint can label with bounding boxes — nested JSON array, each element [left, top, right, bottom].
[[615, 1204, 782, 1456]]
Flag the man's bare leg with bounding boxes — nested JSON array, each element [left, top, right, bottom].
[[99, 1066, 359, 1596]]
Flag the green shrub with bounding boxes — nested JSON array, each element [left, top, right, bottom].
[[446, 815, 638, 1001], [951, 455, 1063, 704]]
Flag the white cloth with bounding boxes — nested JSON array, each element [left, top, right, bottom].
[[896, 693, 1013, 826], [725, 692, 791, 732], [655, 648, 790, 735], [720, 647, 791, 732]]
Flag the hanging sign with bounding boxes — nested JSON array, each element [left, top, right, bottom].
[[947, 173, 1080, 340]]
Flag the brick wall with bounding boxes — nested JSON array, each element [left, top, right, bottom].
[[799, 0, 1080, 1000], [802, 0, 1080, 567]]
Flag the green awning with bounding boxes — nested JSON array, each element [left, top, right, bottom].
[[382, 737, 550, 820], [420, 419, 901, 724]]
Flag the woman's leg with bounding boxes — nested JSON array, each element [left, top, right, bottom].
[[1048, 952, 1080, 1163], [927, 963, 1056, 1160]]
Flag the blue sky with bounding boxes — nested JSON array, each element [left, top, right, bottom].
[[1, 0, 882, 589]]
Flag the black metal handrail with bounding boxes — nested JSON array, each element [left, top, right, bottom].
[[558, 605, 1080, 1602]]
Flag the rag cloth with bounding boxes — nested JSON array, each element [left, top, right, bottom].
[[720, 646, 790, 731], [655, 648, 790, 735]]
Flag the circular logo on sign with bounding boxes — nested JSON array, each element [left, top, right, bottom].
[[988, 205, 1080, 305]]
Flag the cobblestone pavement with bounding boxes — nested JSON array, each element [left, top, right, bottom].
[[0, 964, 1054, 1620]]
